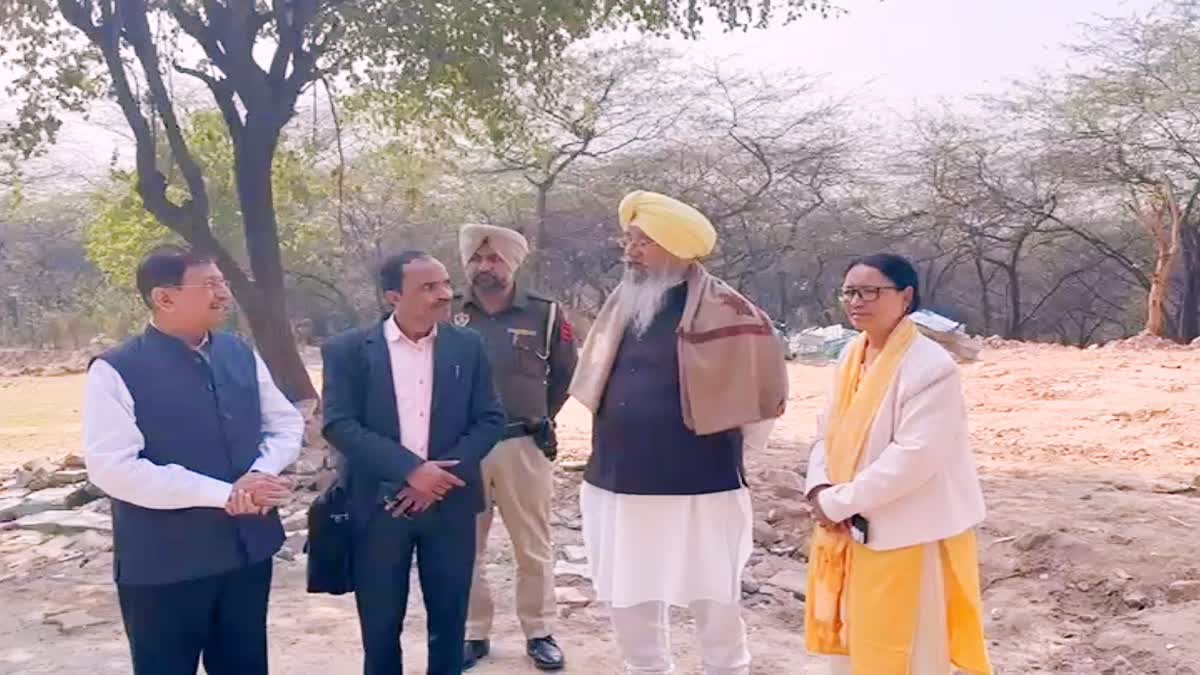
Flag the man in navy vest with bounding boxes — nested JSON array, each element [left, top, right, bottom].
[[321, 250, 505, 675], [83, 245, 304, 675]]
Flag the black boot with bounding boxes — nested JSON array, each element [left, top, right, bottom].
[[463, 639, 489, 671], [527, 636, 565, 671]]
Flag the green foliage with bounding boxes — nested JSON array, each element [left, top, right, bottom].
[[85, 111, 329, 286], [0, 1, 833, 161]]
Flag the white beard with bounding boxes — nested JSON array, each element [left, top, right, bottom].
[[614, 266, 686, 338]]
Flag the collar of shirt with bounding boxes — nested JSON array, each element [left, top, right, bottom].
[[384, 314, 437, 349], [148, 322, 211, 352]]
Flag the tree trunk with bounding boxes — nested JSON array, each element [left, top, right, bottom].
[[1178, 225, 1200, 342], [776, 270, 789, 325], [233, 133, 317, 402], [1005, 263, 1022, 339], [972, 255, 993, 336], [1134, 184, 1182, 338], [526, 183, 551, 285]]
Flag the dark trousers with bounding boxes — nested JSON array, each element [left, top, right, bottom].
[[116, 559, 273, 675], [354, 508, 477, 675]]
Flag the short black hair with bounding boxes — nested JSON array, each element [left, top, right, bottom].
[[379, 250, 433, 293], [136, 245, 215, 308], [846, 253, 922, 314]]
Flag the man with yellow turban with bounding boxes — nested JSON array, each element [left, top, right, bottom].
[[453, 224, 577, 672], [570, 191, 788, 675]]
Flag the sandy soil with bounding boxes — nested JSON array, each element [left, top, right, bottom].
[[1, 342, 1199, 674]]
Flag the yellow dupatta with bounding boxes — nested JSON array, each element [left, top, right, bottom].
[[804, 318, 992, 674]]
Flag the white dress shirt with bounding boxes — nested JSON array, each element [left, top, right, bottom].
[[805, 335, 986, 551], [83, 344, 304, 511], [383, 315, 436, 458]]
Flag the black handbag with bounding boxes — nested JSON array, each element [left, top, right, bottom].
[[304, 482, 354, 595]]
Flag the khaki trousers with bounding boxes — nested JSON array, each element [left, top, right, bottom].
[[466, 436, 556, 640]]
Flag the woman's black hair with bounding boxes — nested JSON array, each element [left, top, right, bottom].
[[845, 253, 921, 314]]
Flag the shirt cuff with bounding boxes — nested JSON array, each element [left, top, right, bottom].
[[248, 456, 282, 477], [201, 479, 235, 510], [818, 485, 856, 524]]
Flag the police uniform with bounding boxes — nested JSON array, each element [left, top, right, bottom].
[[453, 282, 578, 645]]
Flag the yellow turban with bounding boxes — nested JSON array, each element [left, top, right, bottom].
[[618, 190, 716, 260], [458, 224, 530, 270]]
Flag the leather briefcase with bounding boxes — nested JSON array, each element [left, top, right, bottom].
[[304, 482, 353, 595]]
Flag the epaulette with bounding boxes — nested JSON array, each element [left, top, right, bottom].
[[525, 290, 555, 305]]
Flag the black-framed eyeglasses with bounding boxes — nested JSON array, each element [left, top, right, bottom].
[[174, 279, 232, 292], [839, 286, 897, 303]]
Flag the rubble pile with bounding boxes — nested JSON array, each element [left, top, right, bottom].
[[0, 442, 331, 580]]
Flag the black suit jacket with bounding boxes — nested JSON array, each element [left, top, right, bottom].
[[321, 320, 506, 526]]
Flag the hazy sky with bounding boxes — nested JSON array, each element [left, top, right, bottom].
[[1, 0, 1164, 179], [670, 0, 1160, 114]]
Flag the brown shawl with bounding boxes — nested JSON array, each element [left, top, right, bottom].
[[570, 264, 789, 435]]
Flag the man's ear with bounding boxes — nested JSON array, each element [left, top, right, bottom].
[[150, 287, 173, 312], [382, 289, 402, 306]]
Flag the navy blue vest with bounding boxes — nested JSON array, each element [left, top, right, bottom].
[[98, 327, 284, 586], [587, 284, 745, 495]]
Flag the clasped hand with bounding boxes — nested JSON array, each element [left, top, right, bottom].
[[807, 485, 848, 534], [225, 472, 292, 516], [386, 460, 465, 518]]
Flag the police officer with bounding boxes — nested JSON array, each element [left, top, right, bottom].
[[455, 224, 577, 672]]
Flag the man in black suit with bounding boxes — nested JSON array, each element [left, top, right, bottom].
[[322, 250, 505, 675]]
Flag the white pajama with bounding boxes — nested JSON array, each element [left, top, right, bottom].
[[611, 600, 751, 675], [580, 482, 755, 675]]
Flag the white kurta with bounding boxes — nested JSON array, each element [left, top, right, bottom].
[[579, 419, 771, 609], [580, 482, 754, 608]]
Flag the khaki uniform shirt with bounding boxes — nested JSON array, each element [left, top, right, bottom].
[[451, 283, 577, 423]]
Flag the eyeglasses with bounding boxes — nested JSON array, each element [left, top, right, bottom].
[[174, 279, 231, 292], [615, 234, 655, 251], [839, 286, 897, 303]]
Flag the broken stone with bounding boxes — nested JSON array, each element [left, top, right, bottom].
[[559, 461, 587, 472], [282, 510, 308, 532], [761, 469, 805, 499], [1107, 534, 1133, 546], [43, 609, 109, 634], [562, 545, 587, 563], [766, 567, 808, 598], [0, 497, 24, 522], [554, 560, 592, 580], [79, 498, 111, 515], [72, 530, 112, 552], [1014, 531, 1054, 552], [275, 547, 296, 562], [741, 577, 761, 595], [14, 510, 112, 535], [48, 469, 88, 487], [283, 458, 322, 476], [1152, 482, 1194, 495], [1123, 590, 1151, 610], [61, 454, 86, 470], [1166, 580, 1200, 604], [753, 520, 781, 546], [1, 486, 87, 521], [554, 586, 590, 607], [15, 459, 56, 491], [31, 535, 75, 560]]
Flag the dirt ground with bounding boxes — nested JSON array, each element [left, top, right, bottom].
[[1, 341, 1199, 674]]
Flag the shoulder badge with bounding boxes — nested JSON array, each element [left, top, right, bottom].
[[452, 312, 471, 327]]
